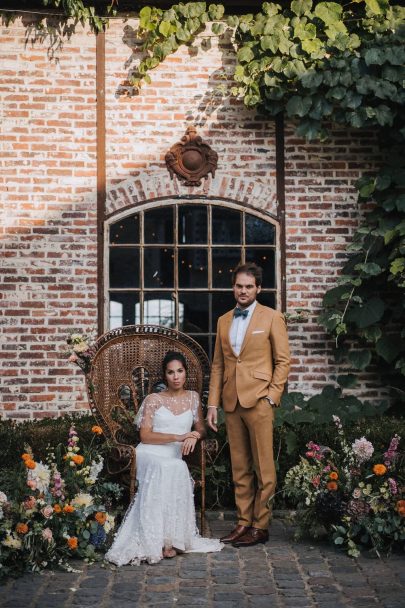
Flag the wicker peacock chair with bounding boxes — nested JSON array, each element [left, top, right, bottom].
[[85, 324, 214, 533]]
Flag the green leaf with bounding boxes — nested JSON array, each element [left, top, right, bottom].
[[286, 95, 312, 117], [261, 35, 279, 53], [158, 21, 172, 37], [301, 71, 323, 88], [139, 6, 152, 29], [348, 349, 372, 370], [365, 0, 389, 15], [285, 430, 298, 455], [212, 22, 224, 35], [346, 297, 385, 328], [337, 374, 358, 388], [359, 181, 375, 198], [323, 285, 352, 306], [314, 2, 343, 25], [353, 262, 382, 276], [291, 0, 313, 16], [82, 530, 90, 540], [376, 334, 404, 363], [334, 536, 345, 545], [237, 46, 254, 63]]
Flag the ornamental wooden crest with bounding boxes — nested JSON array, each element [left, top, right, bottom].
[[165, 126, 218, 187]]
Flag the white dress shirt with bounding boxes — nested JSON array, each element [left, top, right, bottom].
[[229, 300, 257, 356]]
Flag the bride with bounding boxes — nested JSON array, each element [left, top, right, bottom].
[[105, 350, 223, 565]]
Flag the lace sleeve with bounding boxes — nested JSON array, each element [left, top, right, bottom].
[[135, 393, 161, 430], [191, 391, 201, 424]]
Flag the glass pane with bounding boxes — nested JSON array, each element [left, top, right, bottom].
[[212, 248, 241, 288], [179, 249, 208, 288], [258, 291, 276, 309], [212, 207, 241, 244], [179, 205, 207, 244], [212, 292, 235, 330], [143, 293, 175, 327], [179, 292, 209, 332], [246, 215, 275, 245], [144, 248, 174, 288], [144, 207, 173, 243], [246, 248, 276, 288], [110, 248, 139, 288], [109, 292, 139, 328], [110, 215, 139, 244]]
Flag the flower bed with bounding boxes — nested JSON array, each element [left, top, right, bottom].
[[284, 416, 405, 557], [0, 424, 121, 580]]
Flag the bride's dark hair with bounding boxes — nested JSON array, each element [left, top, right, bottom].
[[162, 350, 188, 376]]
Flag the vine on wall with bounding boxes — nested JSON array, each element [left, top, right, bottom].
[[2, 1, 405, 402]]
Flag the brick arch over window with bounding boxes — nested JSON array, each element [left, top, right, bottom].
[[106, 169, 278, 218], [105, 192, 281, 360]]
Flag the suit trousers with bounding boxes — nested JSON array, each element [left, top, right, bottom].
[[225, 398, 276, 530]]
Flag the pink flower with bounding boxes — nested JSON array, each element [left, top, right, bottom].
[[41, 505, 53, 519], [42, 528, 53, 542], [311, 475, 320, 487], [23, 496, 36, 510], [306, 451, 314, 458], [27, 480, 37, 490], [69, 354, 79, 363]]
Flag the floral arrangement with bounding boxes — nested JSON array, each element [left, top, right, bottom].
[[0, 424, 121, 579], [284, 416, 405, 557], [65, 331, 97, 374]]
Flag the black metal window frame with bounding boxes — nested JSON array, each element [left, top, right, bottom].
[[106, 199, 280, 359]]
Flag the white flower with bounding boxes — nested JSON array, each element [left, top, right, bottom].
[[73, 342, 89, 353], [27, 462, 51, 493], [71, 493, 94, 509], [2, 533, 22, 549], [104, 514, 115, 534], [87, 457, 104, 484], [352, 437, 374, 464], [0, 491, 8, 504]]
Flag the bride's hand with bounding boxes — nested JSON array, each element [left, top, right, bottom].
[[182, 436, 197, 455], [179, 431, 200, 441]]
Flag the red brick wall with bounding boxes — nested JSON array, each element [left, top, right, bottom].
[[0, 17, 385, 419]]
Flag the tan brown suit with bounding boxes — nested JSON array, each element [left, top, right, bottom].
[[208, 302, 290, 529]]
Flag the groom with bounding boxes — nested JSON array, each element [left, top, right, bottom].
[[207, 262, 290, 547]]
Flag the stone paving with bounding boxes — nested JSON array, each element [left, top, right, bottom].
[[0, 513, 404, 608]]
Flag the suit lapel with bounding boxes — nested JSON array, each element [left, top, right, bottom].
[[239, 303, 263, 356], [222, 311, 235, 356]]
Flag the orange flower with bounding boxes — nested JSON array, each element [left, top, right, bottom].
[[63, 504, 75, 514], [373, 464, 387, 476], [327, 481, 338, 491], [53, 504, 62, 513], [67, 536, 78, 550], [16, 523, 29, 535], [396, 500, 405, 517], [24, 459, 36, 470], [91, 425, 103, 435], [329, 472, 339, 480], [72, 454, 84, 465], [21, 453, 31, 461], [95, 511, 106, 525]]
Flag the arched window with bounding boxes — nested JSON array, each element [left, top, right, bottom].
[[107, 201, 279, 359]]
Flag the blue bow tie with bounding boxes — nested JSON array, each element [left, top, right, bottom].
[[233, 307, 248, 319]]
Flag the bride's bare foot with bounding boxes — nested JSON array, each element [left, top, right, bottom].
[[162, 547, 176, 559]]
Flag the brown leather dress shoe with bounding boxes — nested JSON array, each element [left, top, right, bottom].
[[232, 527, 269, 547], [220, 525, 251, 544]]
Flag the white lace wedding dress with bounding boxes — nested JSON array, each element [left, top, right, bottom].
[[105, 390, 223, 566]]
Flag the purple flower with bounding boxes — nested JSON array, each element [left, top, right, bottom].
[[384, 435, 400, 468], [388, 478, 398, 495]]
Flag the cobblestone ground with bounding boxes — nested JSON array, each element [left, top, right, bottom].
[[0, 514, 404, 608]]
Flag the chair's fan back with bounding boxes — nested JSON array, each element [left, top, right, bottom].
[[86, 325, 210, 446]]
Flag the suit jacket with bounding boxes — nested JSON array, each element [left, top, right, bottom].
[[208, 303, 290, 411]]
